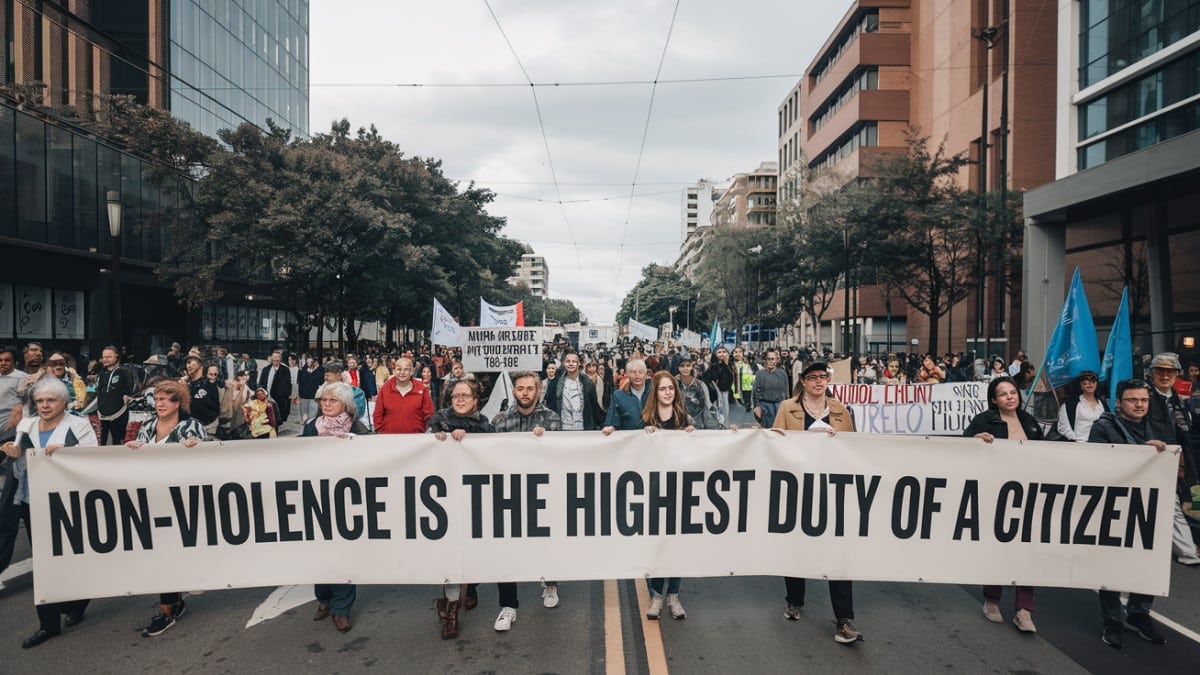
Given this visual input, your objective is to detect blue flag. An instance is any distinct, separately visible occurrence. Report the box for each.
[709,318,722,350]
[1043,268,1101,389]
[1100,286,1132,409]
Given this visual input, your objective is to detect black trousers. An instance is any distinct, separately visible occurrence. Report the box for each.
[465,583,519,609]
[0,498,31,575]
[37,599,90,632]
[99,411,129,446]
[784,577,854,621]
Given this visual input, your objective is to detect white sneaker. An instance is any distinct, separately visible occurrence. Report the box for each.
[666,593,686,620]
[494,606,517,631]
[1177,554,1200,566]
[542,585,559,608]
[646,595,663,620]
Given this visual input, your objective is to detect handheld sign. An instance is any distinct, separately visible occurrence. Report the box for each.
[460,327,541,372]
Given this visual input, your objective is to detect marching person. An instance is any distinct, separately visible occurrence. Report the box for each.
[676,353,724,430]
[127,379,209,637]
[602,359,649,434]
[752,347,789,428]
[964,376,1045,633]
[95,345,139,445]
[184,354,220,437]
[1089,378,1172,648]
[1056,371,1106,442]
[641,371,695,620]
[374,357,434,434]
[296,355,325,426]
[1144,352,1200,566]
[546,350,600,430]
[302,381,370,633]
[1,378,98,648]
[731,346,754,413]
[258,351,292,425]
[705,347,735,423]
[428,379,495,639]
[490,371,564,628]
[772,361,861,644]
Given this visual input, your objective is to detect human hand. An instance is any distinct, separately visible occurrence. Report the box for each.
[44,443,64,456]
[181,437,200,448]
[602,426,615,436]
[532,426,545,437]
[451,429,466,442]
[434,431,447,441]
[975,432,994,444]
[126,440,145,449]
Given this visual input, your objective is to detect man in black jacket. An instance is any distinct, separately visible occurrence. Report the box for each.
[1088,378,1173,649]
[259,351,292,424]
[184,354,220,434]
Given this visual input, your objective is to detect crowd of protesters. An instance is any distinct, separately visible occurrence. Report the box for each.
[1,335,1198,651]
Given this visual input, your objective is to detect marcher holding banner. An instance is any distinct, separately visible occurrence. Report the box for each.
[126,379,209,637]
[641,371,696,620]
[1144,353,1200,567]
[963,376,1045,634]
[302,381,370,633]
[602,360,649,433]
[490,371,563,629]
[1089,379,1172,648]
[2,378,96,649]
[771,362,862,645]
[428,379,495,640]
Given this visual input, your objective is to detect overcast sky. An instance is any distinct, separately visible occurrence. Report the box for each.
[310,1,849,324]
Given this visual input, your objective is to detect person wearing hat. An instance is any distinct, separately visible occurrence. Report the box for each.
[183,354,220,436]
[676,352,724,430]
[1056,370,1106,442]
[1145,352,1200,566]
[771,361,861,644]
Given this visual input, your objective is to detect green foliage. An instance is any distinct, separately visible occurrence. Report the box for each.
[616,264,704,331]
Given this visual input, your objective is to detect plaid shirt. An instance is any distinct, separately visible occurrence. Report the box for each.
[491,404,562,433]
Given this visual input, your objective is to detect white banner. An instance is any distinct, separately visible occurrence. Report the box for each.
[676,329,702,349]
[828,382,988,436]
[459,326,541,372]
[432,298,461,347]
[627,318,658,342]
[28,431,1177,604]
[480,297,523,327]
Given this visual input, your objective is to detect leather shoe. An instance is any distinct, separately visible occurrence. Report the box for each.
[312,603,330,621]
[463,595,478,611]
[332,614,352,633]
[439,599,460,640]
[22,629,61,649]
[64,610,86,628]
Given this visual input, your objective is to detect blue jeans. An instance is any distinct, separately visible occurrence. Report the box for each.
[649,577,681,595]
[315,583,357,617]
[759,400,780,428]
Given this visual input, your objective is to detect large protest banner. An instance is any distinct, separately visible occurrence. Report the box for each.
[828,382,989,435]
[28,430,1176,604]
[460,326,541,372]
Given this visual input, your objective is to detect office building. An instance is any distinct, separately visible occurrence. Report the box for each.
[510,253,550,298]
[1023,0,1200,363]
[0,0,310,355]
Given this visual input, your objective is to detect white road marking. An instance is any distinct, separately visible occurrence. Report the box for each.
[1150,609,1200,645]
[245,584,315,628]
[0,557,33,587]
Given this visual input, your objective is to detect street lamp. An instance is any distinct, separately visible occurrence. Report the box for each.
[841,221,851,357]
[747,245,764,349]
[106,190,123,350]
[668,305,677,338]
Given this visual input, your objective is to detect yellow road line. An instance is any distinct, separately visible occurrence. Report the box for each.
[633,578,670,675]
[604,579,626,675]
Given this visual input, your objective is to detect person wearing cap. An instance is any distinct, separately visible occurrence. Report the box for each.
[1144,352,1200,566]
[184,354,220,435]
[771,361,861,645]
[676,353,723,430]
[1057,371,1106,442]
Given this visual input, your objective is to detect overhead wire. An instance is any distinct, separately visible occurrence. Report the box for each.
[615,0,682,287]
[484,0,584,273]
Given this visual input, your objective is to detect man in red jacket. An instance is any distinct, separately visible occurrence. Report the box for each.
[373,357,433,433]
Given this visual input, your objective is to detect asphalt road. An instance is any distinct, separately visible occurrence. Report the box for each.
[1,404,1198,673]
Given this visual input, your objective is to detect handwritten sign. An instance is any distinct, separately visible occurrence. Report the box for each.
[827,382,989,436]
[53,290,84,339]
[16,286,51,338]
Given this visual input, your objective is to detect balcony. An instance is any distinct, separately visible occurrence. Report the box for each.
[806,89,909,160]
[805,32,910,117]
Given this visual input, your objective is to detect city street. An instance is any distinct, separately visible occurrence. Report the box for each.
[2,404,1199,673]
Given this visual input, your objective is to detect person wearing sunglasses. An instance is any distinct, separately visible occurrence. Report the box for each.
[1056,370,1106,442]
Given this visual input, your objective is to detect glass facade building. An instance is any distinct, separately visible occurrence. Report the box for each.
[1076,0,1200,168]
[169,0,309,138]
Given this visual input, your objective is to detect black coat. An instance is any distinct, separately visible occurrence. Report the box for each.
[258,364,292,421]
[962,408,1045,440]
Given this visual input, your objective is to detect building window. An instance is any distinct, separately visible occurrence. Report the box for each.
[1079,49,1200,139]
[1079,0,1200,87]
[16,112,47,243]
[1078,99,1200,168]
[812,68,879,133]
[810,123,878,171]
[811,10,880,85]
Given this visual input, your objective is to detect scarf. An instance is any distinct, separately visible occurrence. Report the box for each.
[315,412,354,438]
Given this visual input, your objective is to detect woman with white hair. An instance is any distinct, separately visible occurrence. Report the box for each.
[0,377,97,648]
[301,381,370,633]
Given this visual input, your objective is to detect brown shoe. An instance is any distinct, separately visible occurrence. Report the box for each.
[464,595,478,611]
[313,603,330,621]
[332,614,352,633]
[440,600,460,640]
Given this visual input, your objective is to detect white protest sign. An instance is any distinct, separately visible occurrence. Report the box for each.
[460,326,541,372]
[828,382,988,435]
[432,298,461,347]
[480,297,523,326]
[28,430,1177,603]
[627,318,658,341]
